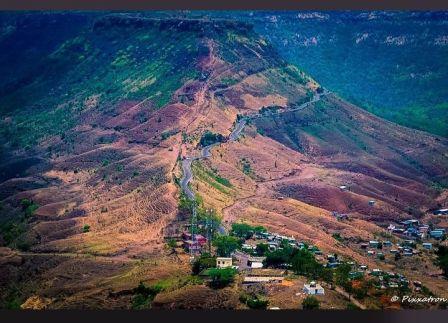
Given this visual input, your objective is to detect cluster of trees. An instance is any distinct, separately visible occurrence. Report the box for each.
[207,267,237,289]
[263,243,332,281]
[302,296,320,310]
[230,223,267,239]
[191,253,216,275]
[436,245,448,278]
[212,236,241,257]
[239,292,269,309]
[199,131,224,147]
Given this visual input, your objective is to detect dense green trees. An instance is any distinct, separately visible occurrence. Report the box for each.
[192,253,216,275]
[207,268,237,289]
[436,246,448,278]
[199,131,224,147]
[212,236,241,257]
[230,223,266,239]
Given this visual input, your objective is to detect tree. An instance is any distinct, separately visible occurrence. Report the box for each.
[212,236,241,257]
[166,238,177,251]
[207,268,237,289]
[335,262,352,292]
[192,253,216,275]
[231,223,254,239]
[302,296,320,310]
[291,249,323,278]
[255,243,269,256]
[436,245,448,278]
[265,247,293,268]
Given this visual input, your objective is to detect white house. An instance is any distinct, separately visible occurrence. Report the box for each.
[303,281,325,295]
[247,256,265,269]
[216,257,233,269]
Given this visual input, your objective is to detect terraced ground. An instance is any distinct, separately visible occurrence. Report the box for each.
[0,13,448,309]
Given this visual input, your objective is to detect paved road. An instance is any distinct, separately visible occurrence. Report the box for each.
[179,90,329,235]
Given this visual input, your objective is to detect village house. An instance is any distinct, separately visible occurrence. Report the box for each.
[430,229,445,239]
[422,242,433,250]
[383,241,392,247]
[248,256,265,269]
[369,240,380,248]
[216,257,233,269]
[267,241,279,251]
[303,281,325,295]
[402,219,419,228]
[433,208,448,215]
[360,243,369,249]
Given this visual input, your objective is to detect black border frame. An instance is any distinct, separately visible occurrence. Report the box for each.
[0,0,447,10]
[0,1,447,322]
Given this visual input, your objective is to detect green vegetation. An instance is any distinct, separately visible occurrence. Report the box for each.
[82,224,91,233]
[199,130,224,147]
[131,281,165,309]
[302,296,320,310]
[192,162,232,195]
[332,233,343,243]
[192,253,216,275]
[212,235,241,257]
[248,11,448,136]
[240,292,269,309]
[230,222,266,239]
[0,198,39,250]
[166,238,177,250]
[207,267,237,289]
[255,243,269,256]
[239,158,256,178]
[0,13,204,147]
[436,245,448,278]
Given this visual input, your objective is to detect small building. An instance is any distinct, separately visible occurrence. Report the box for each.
[183,240,202,253]
[430,230,445,239]
[216,257,233,269]
[383,241,392,247]
[369,240,380,248]
[370,269,382,276]
[433,209,448,215]
[303,281,325,295]
[368,200,376,206]
[243,269,285,284]
[248,256,265,269]
[422,242,433,250]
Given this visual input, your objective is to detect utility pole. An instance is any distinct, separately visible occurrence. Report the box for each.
[190,201,198,258]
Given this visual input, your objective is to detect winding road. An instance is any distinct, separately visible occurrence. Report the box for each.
[179,89,329,235]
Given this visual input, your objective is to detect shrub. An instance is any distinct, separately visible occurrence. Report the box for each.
[82,224,90,233]
[207,268,237,289]
[302,296,320,310]
[240,293,269,309]
[131,282,164,309]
